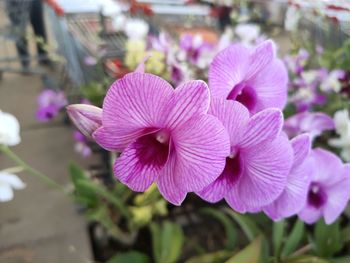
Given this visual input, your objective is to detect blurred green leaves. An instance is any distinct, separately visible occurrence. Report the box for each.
[150,221,184,263]
[107,251,150,263]
[226,236,262,263]
[281,220,305,259]
[313,219,343,258]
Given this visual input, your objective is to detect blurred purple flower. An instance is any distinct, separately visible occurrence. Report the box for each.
[209,40,288,114]
[36,90,67,122]
[197,99,293,212]
[84,56,97,66]
[178,34,212,66]
[92,72,230,205]
[263,134,312,220]
[73,131,92,158]
[290,69,328,112]
[298,149,350,224]
[149,32,171,53]
[284,112,334,141]
[284,49,309,75]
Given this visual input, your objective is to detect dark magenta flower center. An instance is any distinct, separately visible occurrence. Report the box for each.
[227,82,257,112]
[307,182,327,209]
[136,129,170,168]
[222,150,243,185]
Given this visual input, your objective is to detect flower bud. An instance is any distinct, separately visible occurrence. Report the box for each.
[66,104,102,138]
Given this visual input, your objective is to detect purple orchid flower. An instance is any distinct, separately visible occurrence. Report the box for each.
[92,72,230,205]
[263,134,312,220]
[298,148,350,224]
[208,40,288,114]
[196,99,293,212]
[36,90,68,122]
[284,112,334,141]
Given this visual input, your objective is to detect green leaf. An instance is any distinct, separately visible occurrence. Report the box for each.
[185,250,235,263]
[314,219,343,258]
[150,223,161,263]
[87,206,137,245]
[284,255,329,263]
[225,208,260,241]
[150,221,184,263]
[340,225,350,243]
[69,163,98,206]
[77,180,130,218]
[331,256,350,263]
[281,220,304,258]
[69,162,86,186]
[226,236,262,263]
[200,208,237,250]
[107,251,150,263]
[273,220,285,257]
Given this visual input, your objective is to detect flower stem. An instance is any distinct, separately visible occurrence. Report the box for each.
[0,145,66,193]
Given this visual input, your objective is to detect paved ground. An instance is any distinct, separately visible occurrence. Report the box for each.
[0,64,93,263]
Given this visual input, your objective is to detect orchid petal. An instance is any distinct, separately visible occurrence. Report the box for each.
[98,73,173,150]
[113,131,169,192]
[245,40,276,80]
[93,126,157,152]
[157,152,187,205]
[247,59,288,112]
[208,44,250,98]
[264,158,313,220]
[310,149,344,185]
[208,99,250,146]
[291,134,311,168]
[226,135,293,212]
[323,165,350,224]
[172,114,230,192]
[239,108,283,148]
[298,205,323,224]
[165,80,210,129]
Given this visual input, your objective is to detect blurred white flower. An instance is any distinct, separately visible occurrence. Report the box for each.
[124,19,149,40]
[0,171,26,202]
[112,14,126,31]
[320,70,345,93]
[334,109,350,137]
[285,6,300,31]
[0,111,21,146]
[329,109,350,161]
[235,23,260,46]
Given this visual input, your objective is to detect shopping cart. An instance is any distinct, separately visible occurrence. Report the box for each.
[0,0,49,78]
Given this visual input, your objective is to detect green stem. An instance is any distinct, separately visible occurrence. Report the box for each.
[0,145,66,193]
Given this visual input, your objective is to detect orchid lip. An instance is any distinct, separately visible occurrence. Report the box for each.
[307,182,327,209]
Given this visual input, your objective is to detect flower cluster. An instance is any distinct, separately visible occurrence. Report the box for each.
[285,49,345,112]
[68,40,350,224]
